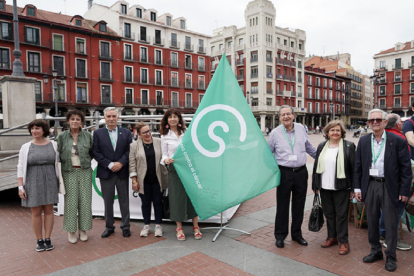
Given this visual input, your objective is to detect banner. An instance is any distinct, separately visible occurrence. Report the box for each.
[173,54,280,220]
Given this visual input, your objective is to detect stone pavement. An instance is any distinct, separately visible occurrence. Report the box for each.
[1,130,413,276]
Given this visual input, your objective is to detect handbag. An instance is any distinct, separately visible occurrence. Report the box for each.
[308,193,324,232]
[162,189,170,219]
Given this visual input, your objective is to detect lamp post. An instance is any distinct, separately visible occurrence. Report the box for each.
[370,69,381,109]
[11,0,24,77]
[43,70,65,134]
[330,102,334,121]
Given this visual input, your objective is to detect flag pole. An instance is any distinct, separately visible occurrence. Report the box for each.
[202,212,251,242]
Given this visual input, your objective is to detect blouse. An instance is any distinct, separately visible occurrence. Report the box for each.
[321,147,339,190]
[160,130,184,165]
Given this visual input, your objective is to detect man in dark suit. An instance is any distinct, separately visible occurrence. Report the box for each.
[92,107,132,238]
[354,109,412,272]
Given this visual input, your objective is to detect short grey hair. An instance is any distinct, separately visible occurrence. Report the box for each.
[279,105,294,115]
[367,108,387,120]
[385,113,400,129]
[103,107,119,117]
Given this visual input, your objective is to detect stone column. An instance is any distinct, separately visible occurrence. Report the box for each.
[44,108,51,116]
[302,116,305,125]
[260,114,266,133]
[326,115,329,124]
[403,109,408,117]
[132,108,141,115]
[148,108,157,115]
[87,107,97,127]
[318,116,322,127]
[311,116,315,129]
[271,115,276,129]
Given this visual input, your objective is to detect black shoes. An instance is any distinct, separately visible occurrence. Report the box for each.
[122,229,131,237]
[36,239,46,252]
[292,237,308,246]
[101,229,115,238]
[385,256,397,272]
[363,253,384,263]
[44,238,54,251]
[275,239,284,248]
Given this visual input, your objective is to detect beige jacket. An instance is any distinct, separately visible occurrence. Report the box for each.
[129,137,168,194]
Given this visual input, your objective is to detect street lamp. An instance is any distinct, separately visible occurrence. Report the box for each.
[43,71,66,134]
[370,69,382,109]
[330,102,334,121]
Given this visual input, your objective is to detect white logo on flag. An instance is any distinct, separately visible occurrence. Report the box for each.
[191,104,246,158]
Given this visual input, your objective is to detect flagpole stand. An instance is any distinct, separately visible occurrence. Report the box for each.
[202,212,251,242]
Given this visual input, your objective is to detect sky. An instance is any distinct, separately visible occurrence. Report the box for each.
[14,0,414,76]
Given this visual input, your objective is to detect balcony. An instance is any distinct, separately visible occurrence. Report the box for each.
[236,59,244,66]
[52,42,67,52]
[284,75,290,81]
[75,46,88,55]
[139,55,152,64]
[392,63,403,70]
[198,82,205,90]
[392,90,402,95]
[315,82,321,87]
[151,78,166,86]
[266,57,272,62]
[99,51,113,61]
[185,81,194,89]
[251,73,258,78]
[139,77,151,85]
[379,78,387,84]
[277,89,284,96]
[197,46,206,54]
[277,74,284,80]
[291,76,296,82]
[392,76,402,82]
[24,66,48,75]
[169,40,180,49]
[198,64,205,72]
[379,104,386,109]
[154,58,165,66]
[122,31,135,40]
[122,96,134,106]
[170,59,181,68]
[251,56,258,63]
[169,79,181,88]
[122,75,137,84]
[184,62,194,70]
[266,89,273,94]
[74,69,89,79]
[291,61,296,67]
[138,34,150,44]
[277,58,284,65]
[284,59,290,66]
[237,75,244,81]
[99,73,114,82]
[291,91,296,97]
[394,103,402,108]
[20,35,50,48]
[411,74,414,81]
[153,37,164,46]
[298,78,302,83]
[100,96,114,106]
[298,92,303,97]
[408,62,414,68]
[76,95,88,104]
[123,53,136,62]
[184,43,194,52]
[298,61,302,68]
[251,88,259,94]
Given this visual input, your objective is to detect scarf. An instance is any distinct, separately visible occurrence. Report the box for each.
[316,138,346,179]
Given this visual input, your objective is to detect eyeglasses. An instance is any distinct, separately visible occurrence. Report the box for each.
[367,118,383,123]
[280,113,293,117]
[141,130,151,135]
[73,145,79,155]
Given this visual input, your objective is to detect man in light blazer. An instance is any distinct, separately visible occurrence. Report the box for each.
[354,109,412,272]
[92,107,132,238]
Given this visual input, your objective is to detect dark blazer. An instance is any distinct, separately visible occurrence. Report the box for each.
[92,126,132,179]
[312,139,356,191]
[354,132,412,208]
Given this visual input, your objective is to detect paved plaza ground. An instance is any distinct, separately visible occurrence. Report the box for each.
[1,130,413,276]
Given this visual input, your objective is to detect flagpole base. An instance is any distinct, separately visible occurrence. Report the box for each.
[202,225,251,242]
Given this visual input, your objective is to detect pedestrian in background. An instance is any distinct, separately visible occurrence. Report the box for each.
[160,108,202,241]
[129,122,168,237]
[17,119,59,252]
[56,110,94,244]
[312,120,355,255]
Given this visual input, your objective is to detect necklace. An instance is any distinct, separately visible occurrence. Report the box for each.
[142,140,152,149]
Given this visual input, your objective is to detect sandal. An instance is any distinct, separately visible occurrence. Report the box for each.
[193,227,202,240]
[175,228,186,241]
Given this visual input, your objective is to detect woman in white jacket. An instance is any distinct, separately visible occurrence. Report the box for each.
[17,120,59,252]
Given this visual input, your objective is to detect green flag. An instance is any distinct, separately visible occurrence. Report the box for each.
[173,54,280,220]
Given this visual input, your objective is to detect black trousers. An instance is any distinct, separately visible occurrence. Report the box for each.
[274,166,308,240]
[320,189,350,243]
[139,180,163,225]
[365,180,398,260]
[100,175,130,230]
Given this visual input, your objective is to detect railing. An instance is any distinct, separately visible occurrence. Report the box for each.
[298,62,302,68]
[75,46,88,55]
[24,66,48,74]
[123,53,137,62]
[138,34,150,43]
[251,88,259,94]
[276,74,284,80]
[184,43,194,52]
[153,37,164,46]
[284,75,290,80]
[392,77,402,82]
[266,57,272,62]
[170,60,181,68]
[392,63,403,70]
[122,96,134,105]
[277,58,284,64]
[284,59,290,66]
[291,76,296,82]
[266,89,273,94]
[139,55,152,63]
[99,51,113,60]
[267,73,273,78]
[185,81,194,89]
[150,78,166,86]
[20,35,50,48]
[198,82,205,90]
[169,40,180,48]
[197,46,206,54]
[184,62,194,70]
[154,58,165,66]
[236,59,244,66]
[122,31,135,40]
[100,96,114,106]
[75,69,89,79]
[139,77,151,85]
[52,42,67,52]
[76,96,88,104]
[251,56,258,63]
[277,89,284,96]
[408,62,414,68]
[99,73,114,82]
[251,73,258,78]
[298,92,303,97]
[237,75,244,80]
[198,65,205,71]
[298,78,302,83]
[291,61,296,67]
[169,79,180,87]
[48,66,67,76]
[122,75,137,83]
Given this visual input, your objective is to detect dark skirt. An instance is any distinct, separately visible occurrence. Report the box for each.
[168,164,198,222]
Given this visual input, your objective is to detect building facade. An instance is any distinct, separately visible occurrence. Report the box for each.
[210,0,307,131]
[373,40,414,117]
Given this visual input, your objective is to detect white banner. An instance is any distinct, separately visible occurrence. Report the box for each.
[57,160,239,223]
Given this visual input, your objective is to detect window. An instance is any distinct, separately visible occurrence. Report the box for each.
[0,48,10,69]
[180,20,185,29]
[307,102,312,113]
[155,49,162,65]
[251,67,258,78]
[171,52,178,67]
[171,33,177,47]
[121,4,127,14]
[53,56,64,76]
[25,27,39,45]
[171,72,178,87]
[185,36,191,50]
[124,44,132,60]
[75,19,82,27]
[199,94,204,103]
[27,7,35,16]
[55,81,65,102]
[101,85,111,103]
[284,39,287,46]
[100,62,110,79]
[211,46,215,53]
[185,55,192,69]
[380,60,386,69]
[198,75,205,89]
[155,70,162,85]
[228,41,233,48]
[379,86,385,96]
[53,34,63,51]
[198,57,205,71]
[34,81,42,101]
[394,98,401,107]
[166,16,171,26]
[185,74,192,88]
[239,38,243,45]
[395,84,401,94]
[28,52,40,72]
[125,66,132,82]
[411,83,414,93]
[266,98,272,106]
[219,44,223,51]
[76,59,86,78]
[199,39,204,52]
[172,92,178,107]
[140,26,147,41]
[124,23,131,38]
[125,88,133,104]
[76,38,85,54]
[395,58,401,69]
[0,2,4,10]
[99,23,106,32]
[156,91,163,105]
[77,83,87,103]
[140,68,148,83]
[136,8,142,18]
[100,41,110,57]
[299,43,302,50]
[291,41,294,48]
[141,90,149,105]
[140,47,147,62]
[1,22,12,40]
[251,98,258,106]
[379,99,386,108]
[186,93,192,107]
[150,12,156,21]
[154,30,161,45]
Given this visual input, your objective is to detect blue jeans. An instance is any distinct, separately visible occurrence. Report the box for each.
[379,201,405,237]
[139,181,163,225]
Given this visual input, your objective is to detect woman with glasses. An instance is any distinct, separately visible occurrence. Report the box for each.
[56,110,93,244]
[312,120,355,255]
[129,122,167,237]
